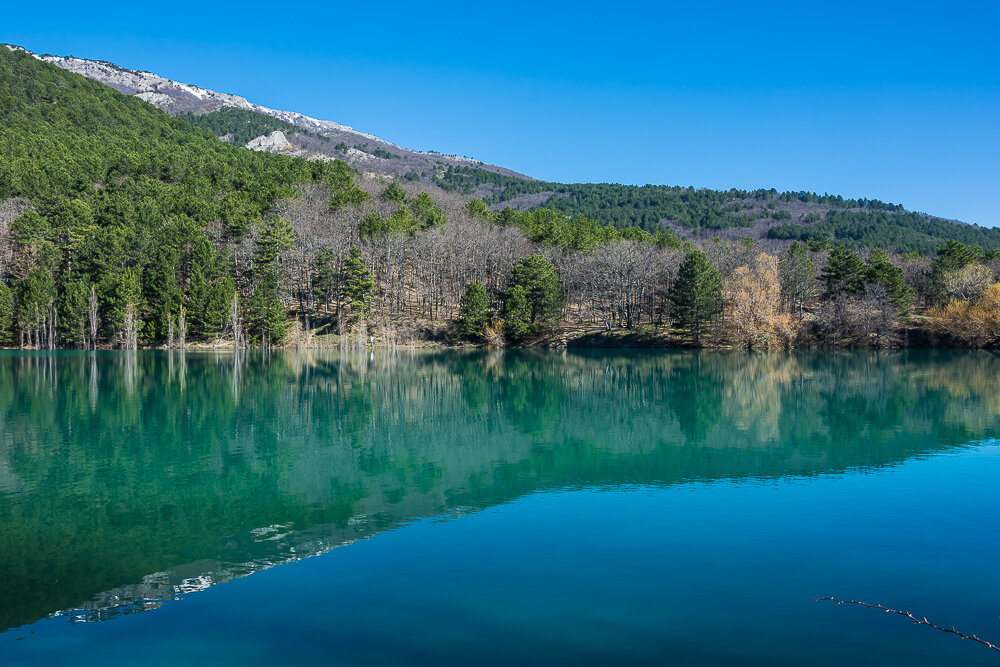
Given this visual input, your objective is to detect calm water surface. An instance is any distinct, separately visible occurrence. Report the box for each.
[0,349,998,665]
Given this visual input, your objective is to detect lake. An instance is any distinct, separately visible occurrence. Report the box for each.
[0,349,998,665]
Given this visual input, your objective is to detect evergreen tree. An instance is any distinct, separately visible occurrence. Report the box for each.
[245,284,290,347]
[807,236,833,252]
[821,246,865,299]
[16,268,57,343]
[98,266,143,341]
[508,254,564,331]
[145,240,182,338]
[58,277,91,348]
[931,239,984,304]
[380,181,407,203]
[255,215,296,270]
[410,192,446,229]
[341,247,376,316]
[668,249,722,342]
[203,277,236,336]
[864,248,913,312]
[0,282,14,346]
[932,239,981,275]
[502,285,532,342]
[186,236,216,332]
[457,282,490,340]
[466,197,493,220]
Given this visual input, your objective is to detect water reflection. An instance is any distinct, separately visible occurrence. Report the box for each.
[1,349,998,632]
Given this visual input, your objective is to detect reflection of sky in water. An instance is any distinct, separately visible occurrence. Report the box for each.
[1,350,999,665]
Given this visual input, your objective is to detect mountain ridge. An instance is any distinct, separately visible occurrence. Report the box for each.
[3,44,529,183]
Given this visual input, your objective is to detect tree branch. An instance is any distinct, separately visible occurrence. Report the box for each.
[814,597,1000,653]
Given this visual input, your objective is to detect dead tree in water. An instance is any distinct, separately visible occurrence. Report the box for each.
[814,597,1000,654]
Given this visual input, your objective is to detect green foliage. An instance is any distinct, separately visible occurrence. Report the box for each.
[11,210,51,245]
[457,282,490,341]
[410,192,445,229]
[931,239,981,275]
[329,185,370,211]
[437,167,925,236]
[98,266,142,334]
[58,277,91,347]
[929,239,988,304]
[381,181,407,203]
[352,143,399,159]
[341,247,376,316]
[768,212,1000,256]
[668,249,722,341]
[176,107,325,146]
[502,284,531,342]
[16,268,56,333]
[821,246,865,299]
[807,235,834,252]
[186,237,235,335]
[255,216,296,270]
[359,192,446,239]
[245,284,289,346]
[0,47,363,345]
[204,277,236,336]
[492,207,677,252]
[466,197,492,220]
[0,282,14,345]
[504,254,564,337]
[864,248,913,313]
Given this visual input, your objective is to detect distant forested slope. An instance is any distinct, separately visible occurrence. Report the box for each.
[435,165,1000,254]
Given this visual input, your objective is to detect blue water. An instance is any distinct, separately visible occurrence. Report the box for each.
[1,350,998,665]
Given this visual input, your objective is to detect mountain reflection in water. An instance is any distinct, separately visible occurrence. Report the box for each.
[1,349,998,633]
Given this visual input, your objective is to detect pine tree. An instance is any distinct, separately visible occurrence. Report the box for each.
[508,254,564,331]
[58,277,90,348]
[457,282,490,340]
[245,284,289,347]
[502,285,531,342]
[16,268,57,346]
[204,277,236,336]
[864,248,913,313]
[931,239,985,304]
[255,215,296,270]
[380,181,407,203]
[341,247,376,316]
[0,282,14,346]
[668,249,722,342]
[186,236,216,332]
[821,246,865,299]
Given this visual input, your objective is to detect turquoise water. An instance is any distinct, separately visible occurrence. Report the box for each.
[0,349,998,665]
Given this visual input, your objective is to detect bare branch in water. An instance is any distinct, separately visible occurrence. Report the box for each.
[814,597,1000,654]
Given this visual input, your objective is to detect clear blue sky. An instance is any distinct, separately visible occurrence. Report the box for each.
[5,1,999,225]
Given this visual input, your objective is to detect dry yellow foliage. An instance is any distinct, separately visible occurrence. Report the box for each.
[720,253,799,349]
[927,282,1000,347]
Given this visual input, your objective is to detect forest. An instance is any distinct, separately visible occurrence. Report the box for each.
[434,165,1000,255]
[1,47,999,351]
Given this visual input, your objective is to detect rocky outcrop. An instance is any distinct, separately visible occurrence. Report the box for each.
[245,131,293,153]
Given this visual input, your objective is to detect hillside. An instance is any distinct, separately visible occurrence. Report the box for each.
[2,44,999,352]
[25,48,530,184]
[13,45,1000,256]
